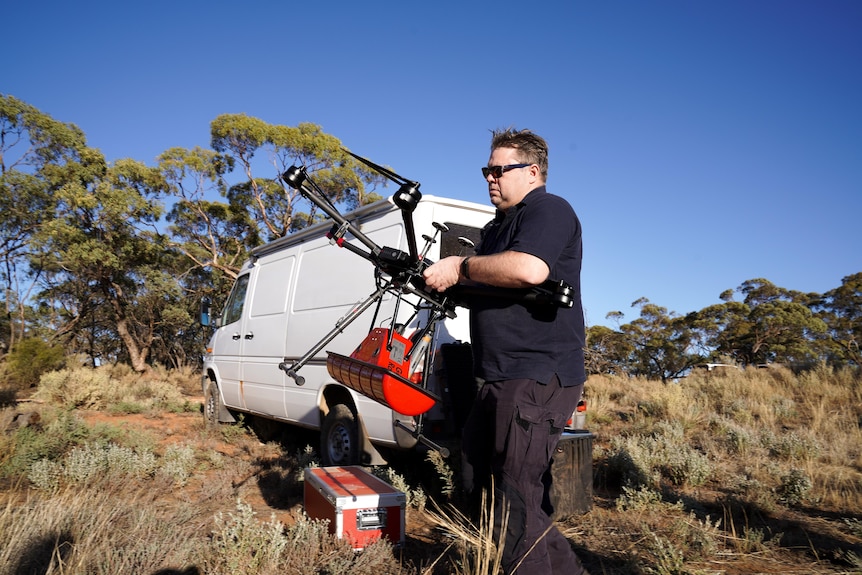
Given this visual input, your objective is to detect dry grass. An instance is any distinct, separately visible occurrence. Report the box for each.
[1,364,861,574]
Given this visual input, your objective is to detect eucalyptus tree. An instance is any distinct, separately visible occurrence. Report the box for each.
[162,115,386,325]
[209,114,384,244]
[159,145,250,282]
[32,151,187,372]
[0,94,85,351]
[690,278,826,367]
[619,298,702,383]
[815,272,861,367]
[585,323,634,376]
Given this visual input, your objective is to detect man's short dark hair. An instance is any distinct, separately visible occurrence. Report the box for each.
[490,128,549,181]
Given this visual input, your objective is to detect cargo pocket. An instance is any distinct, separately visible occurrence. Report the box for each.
[508,404,555,481]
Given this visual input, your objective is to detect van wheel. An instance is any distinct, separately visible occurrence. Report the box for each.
[321,404,359,466]
[204,381,221,428]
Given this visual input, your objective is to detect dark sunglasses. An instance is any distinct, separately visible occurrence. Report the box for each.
[481,163,532,179]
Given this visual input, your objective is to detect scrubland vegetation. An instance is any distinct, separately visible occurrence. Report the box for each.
[1,363,860,575]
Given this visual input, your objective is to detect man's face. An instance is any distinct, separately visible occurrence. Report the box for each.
[485,147,536,211]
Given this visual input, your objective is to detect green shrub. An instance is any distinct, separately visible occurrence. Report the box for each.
[158,443,197,485]
[5,337,65,389]
[372,466,427,511]
[0,410,93,479]
[607,422,714,490]
[615,485,666,511]
[207,500,287,572]
[760,429,820,461]
[33,368,112,409]
[33,366,187,411]
[777,467,812,505]
[28,442,159,490]
[642,530,685,575]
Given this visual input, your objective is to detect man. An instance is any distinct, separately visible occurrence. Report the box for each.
[422,128,587,575]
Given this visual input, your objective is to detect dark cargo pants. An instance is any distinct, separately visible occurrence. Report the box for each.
[461,376,586,575]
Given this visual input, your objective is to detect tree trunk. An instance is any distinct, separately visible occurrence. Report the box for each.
[105,280,151,373]
[114,314,150,373]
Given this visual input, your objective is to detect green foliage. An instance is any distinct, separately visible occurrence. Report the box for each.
[4,337,65,388]
[28,442,158,490]
[642,531,686,575]
[690,279,829,368]
[615,485,667,511]
[372,465,427,511]
[426,448,457,497]
[158,443,197,486]
[4,96,862,376]
[204,499,402,575]
[607,421,714,489]
[586,324,633,376]
[207,500,289,573]
[777,467,813,505]
[33,365,187,411]
[0,409,94,479]
[759,429,820,461]
[205,113,385,247]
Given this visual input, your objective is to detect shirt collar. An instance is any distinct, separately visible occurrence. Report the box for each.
[495,185,547,220]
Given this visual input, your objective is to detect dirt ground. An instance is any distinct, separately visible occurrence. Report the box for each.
[76,398,446,562]
[79,398,320,525]
[64,397,862,575]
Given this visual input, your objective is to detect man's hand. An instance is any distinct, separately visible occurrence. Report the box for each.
[422,256,463,292]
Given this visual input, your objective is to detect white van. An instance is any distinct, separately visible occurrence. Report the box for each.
[201,194,494,465]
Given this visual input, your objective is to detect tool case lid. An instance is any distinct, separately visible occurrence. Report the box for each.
[305,466,404,501]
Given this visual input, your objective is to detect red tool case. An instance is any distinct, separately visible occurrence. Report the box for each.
[303,465,406,550]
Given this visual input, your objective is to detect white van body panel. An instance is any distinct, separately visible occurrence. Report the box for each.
[203,195,493,454]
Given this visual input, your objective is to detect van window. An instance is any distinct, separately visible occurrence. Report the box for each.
[440,222,483,257]
[250,256,294,317]
[222,273,250,326]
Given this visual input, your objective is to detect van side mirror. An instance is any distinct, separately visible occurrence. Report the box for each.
[200,297,212,327]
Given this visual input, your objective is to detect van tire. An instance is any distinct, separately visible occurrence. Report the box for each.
[204,381,222,428]
[321,403,360,466]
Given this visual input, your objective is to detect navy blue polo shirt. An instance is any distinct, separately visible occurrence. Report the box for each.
[469,186,586,387]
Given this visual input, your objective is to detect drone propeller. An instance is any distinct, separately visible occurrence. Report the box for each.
[344,148,415,187]
[344,149,422,213]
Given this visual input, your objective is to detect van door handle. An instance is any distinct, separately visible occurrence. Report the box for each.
[232,333,241,340]
[244,332,254,340]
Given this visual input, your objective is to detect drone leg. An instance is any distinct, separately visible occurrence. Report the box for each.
[279,284,389,384]
[394,420,450,458]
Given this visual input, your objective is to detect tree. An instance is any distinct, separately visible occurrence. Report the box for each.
[688,300,751,365]
[32,152,180,372]
[159,116,389,331]
[816,272,861,367]
[159,146,251,281]
[620,298,702,383]
[585,324,633,376]
[689,279,826,367]
[210,114,384,244]
[0,94,85,352]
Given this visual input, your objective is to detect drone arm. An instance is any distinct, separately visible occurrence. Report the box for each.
[282,166,382,256]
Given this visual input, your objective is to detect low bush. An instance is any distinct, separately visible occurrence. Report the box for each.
[4,337,65,389]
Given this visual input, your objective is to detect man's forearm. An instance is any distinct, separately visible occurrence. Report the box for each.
[462,251,549,288]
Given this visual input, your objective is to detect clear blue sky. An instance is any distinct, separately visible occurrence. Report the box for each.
[5,0,860,327]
